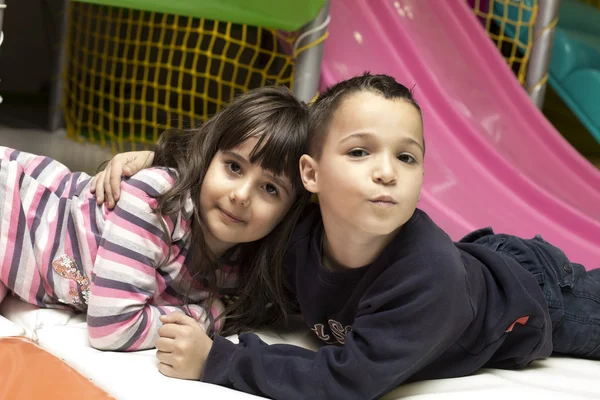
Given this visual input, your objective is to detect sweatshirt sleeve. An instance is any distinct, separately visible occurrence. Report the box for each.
[201,252,473,399]
[86,169,216,351]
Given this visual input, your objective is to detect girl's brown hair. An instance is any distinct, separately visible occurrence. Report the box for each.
[152,86,310,335]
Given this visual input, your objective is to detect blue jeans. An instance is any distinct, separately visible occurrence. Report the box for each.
[462,228,600,359]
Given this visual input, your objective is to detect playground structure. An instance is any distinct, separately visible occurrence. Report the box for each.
[61,0,600,147]
[470,0,600,144]
[469,0,538,87]
[62,0,328,151]
[549,0,600,144]
[58,0,600,266]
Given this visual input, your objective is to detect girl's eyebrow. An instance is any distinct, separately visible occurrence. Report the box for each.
[222,150,291,197]
[223,150,248,164]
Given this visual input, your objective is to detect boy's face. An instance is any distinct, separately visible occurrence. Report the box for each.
[301,91,424,237]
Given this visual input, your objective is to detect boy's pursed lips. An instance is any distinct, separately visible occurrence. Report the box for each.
[369,195,397,205]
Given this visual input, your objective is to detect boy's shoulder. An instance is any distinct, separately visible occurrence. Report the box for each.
[391,209,457,255]
[382,209,465,279]
[360,210,472,319]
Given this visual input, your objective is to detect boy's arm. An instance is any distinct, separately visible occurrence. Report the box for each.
[86,169,217,351]
[201,260,471,400]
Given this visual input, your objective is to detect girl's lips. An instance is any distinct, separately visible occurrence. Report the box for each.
[219,208,245,223]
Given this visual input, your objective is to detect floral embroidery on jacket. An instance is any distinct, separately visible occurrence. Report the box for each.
[52,254,90,305]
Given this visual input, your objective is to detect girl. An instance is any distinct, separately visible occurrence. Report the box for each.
[0,86,311,351]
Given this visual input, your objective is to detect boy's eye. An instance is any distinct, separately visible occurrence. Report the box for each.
[264,183,279,196]
[348,149,369,157]
[398,154,417,164]
[226,161,242,174]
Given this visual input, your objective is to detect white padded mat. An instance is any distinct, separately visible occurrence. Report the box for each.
[2,296,599,400]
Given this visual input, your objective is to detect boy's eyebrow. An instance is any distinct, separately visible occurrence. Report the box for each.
[222,150,291,196]
[401,137,425,153]
[339,132,424,153]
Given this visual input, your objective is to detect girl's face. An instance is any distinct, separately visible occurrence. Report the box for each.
[199,137,296,256]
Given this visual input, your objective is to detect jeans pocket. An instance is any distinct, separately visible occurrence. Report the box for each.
[553,310,600,358]
[530,235,575,289]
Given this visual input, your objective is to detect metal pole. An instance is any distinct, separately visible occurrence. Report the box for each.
[0,1,5,39]
[0,0,6,104]
[292,0,330,103]
[526,0,560,109]
[48,0,71,131]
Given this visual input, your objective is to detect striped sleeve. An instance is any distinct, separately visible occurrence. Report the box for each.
[86,169,212,351]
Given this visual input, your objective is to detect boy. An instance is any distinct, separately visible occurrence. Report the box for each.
[95,74,600,400]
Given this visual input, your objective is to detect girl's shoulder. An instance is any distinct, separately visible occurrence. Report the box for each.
[120,166,190,216]
[121,167,193,239]
[126,167,179,197]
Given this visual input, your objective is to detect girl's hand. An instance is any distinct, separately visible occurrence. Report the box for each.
[90,151,154,208]
[156,313,213,380]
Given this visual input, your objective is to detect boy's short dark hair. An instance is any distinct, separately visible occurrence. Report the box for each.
[308,72,423,159]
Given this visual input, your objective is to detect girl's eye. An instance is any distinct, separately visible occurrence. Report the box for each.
[348,149,369,158]
[264,183,279,196]
[226,161,242,174]
[398,154,417,164]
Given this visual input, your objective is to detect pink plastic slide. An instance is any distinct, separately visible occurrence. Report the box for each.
[319,0,600,268]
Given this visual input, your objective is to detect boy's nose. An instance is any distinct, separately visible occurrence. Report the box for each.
[372,157,397,185]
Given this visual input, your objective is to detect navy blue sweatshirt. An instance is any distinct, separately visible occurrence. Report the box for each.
[202,205,552,399]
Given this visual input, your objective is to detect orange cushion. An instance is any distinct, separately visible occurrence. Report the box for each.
[0,337,113,399]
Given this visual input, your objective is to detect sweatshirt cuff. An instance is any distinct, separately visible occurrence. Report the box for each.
[201,334,238,385]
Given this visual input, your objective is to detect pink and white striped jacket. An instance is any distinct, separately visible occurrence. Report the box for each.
[0,147,237,351]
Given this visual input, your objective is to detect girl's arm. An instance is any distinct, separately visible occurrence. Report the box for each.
[86,168,219,351]
[91,151,154,209]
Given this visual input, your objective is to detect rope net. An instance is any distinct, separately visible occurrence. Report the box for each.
[469,0,538,85]
[62,2,320,151]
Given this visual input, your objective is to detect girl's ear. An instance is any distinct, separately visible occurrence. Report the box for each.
[299,154,319,194]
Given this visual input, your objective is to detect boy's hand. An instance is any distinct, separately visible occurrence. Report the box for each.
[90,151,154,208]
[156,313,213,380]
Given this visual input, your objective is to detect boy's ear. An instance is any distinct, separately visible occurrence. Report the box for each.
[299,154,319,194]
